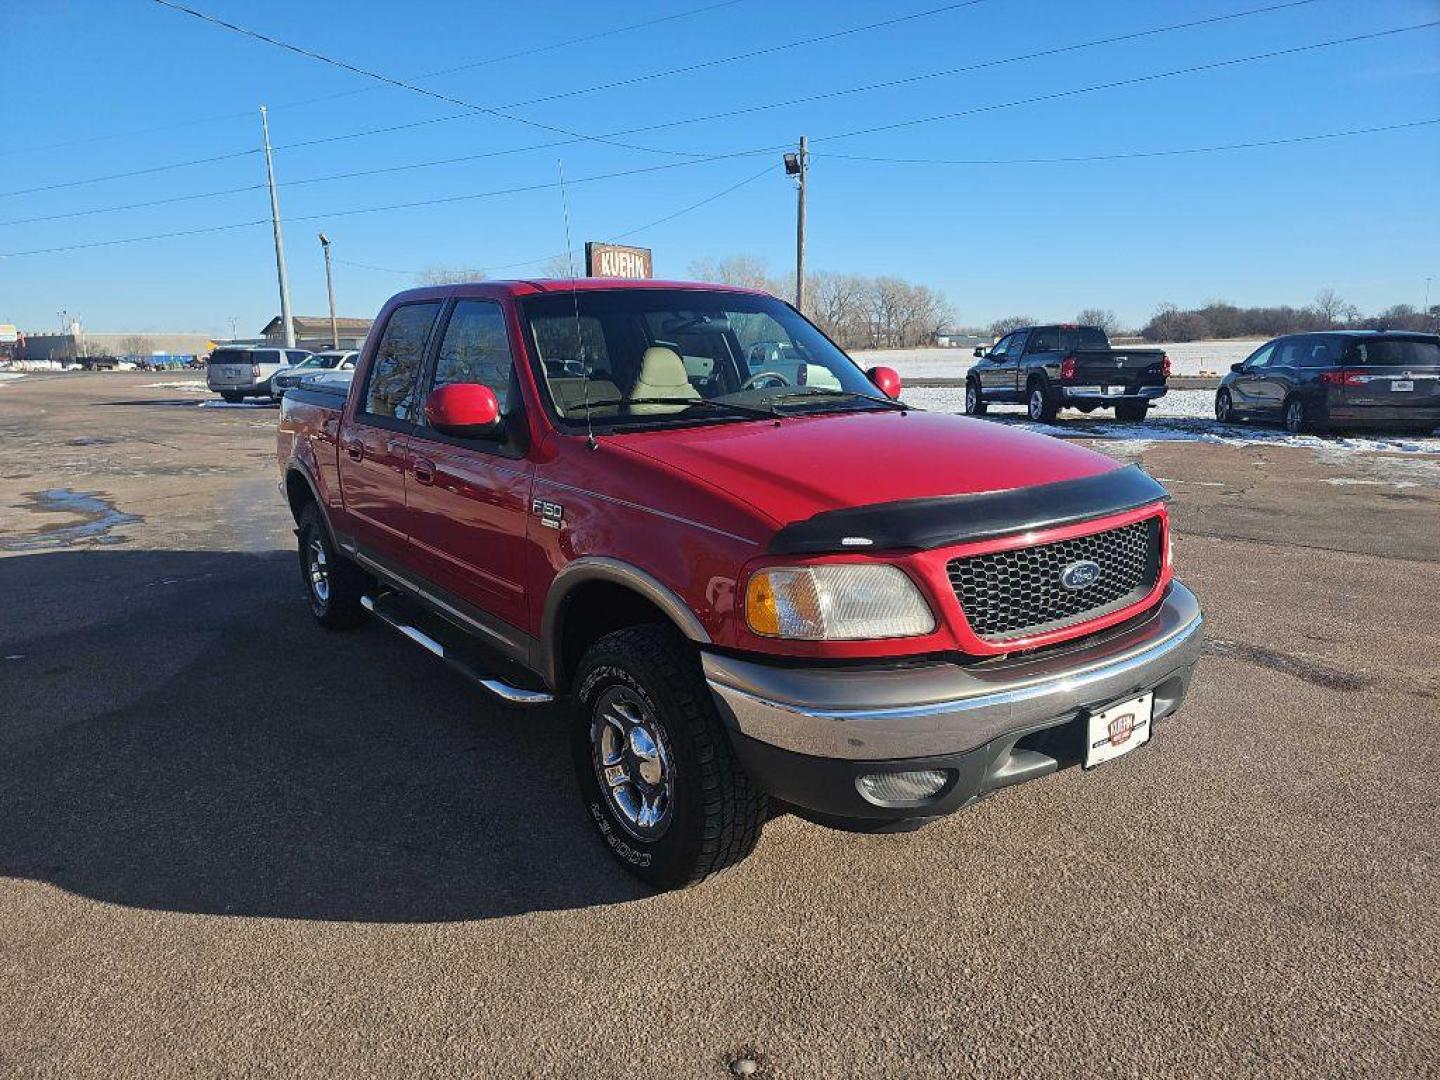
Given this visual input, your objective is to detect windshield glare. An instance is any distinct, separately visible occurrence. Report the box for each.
[521,289,879,425]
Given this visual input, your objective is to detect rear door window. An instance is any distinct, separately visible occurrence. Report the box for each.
[1062,327,1110,350]
[361,302,442,422]
[1350,338,1440,366]
[1028,327,1060,353]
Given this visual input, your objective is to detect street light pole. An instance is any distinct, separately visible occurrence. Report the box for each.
[260,105,295,349]
[319,234,339,349]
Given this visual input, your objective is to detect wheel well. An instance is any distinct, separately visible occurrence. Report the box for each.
[285,470,317,525]
[556,581,675,688]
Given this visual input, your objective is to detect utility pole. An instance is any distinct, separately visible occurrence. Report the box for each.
[260,106,295,349]
[319,234,339,349]
[795,135,808,313]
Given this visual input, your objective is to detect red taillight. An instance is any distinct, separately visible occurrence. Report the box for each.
[1320,369,1365,387]
[1059,356,1076,380]
[1161,354,1171,377]
[251,364,261,378]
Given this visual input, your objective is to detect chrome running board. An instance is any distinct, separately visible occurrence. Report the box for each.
[361,594,554,705]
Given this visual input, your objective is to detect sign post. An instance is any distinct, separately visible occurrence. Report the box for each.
[584,243,653,280]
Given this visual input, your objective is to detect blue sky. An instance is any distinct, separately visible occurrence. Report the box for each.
[3,0,1437,336]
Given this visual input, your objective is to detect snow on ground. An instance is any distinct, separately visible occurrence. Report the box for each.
[198,399,275,409]
[0,373,26,385]
[902,386,1440,464]
[145,381,210,393]
[854,340,1262,381]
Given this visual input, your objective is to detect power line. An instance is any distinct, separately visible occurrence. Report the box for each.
[0,147,260,200]
[0,183,265,227]
[0,0,1336,203]
[809,20,1440,145]
[813,117,1440,166]
[151,0,726,160]
[0,155,774,259]
[335,161,780,279]
[0,0,749,159]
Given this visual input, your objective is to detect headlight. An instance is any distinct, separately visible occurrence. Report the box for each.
[744,564,935,640]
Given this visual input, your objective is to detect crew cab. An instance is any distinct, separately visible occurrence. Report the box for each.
[966,325,1169,422]
[278,281,1203,889]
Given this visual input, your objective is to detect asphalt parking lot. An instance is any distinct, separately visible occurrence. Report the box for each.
[2,373,1437,1078]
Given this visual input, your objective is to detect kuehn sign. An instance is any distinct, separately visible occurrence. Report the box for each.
[585,242,652,280]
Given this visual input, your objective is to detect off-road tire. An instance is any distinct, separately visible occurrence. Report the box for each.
[963,378,987,416]
[1115,400,1149,423]
[573,624,767,889]
[1027,378,1058,423]
[297,503,367,629]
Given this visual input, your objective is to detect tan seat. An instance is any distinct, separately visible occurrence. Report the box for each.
[628,347,700,414]
[546,376,621,415]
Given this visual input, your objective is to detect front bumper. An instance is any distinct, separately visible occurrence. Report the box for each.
[705,581,1202,826]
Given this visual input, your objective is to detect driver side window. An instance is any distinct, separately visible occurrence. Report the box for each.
[989,334,1013,360]
[1246,343,1276,370]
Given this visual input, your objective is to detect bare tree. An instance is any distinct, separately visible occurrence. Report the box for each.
[1312,289,1348,328]
[687,255,784,295]
[538,255,574,279]
[117,334,153,358]
[415,267,486,285]
[808,271,870,346]
[1075,308,1121,336]
[988,314,1034,338]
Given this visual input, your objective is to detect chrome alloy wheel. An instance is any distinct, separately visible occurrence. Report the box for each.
[591,686,675,840]
[306,537,331,604]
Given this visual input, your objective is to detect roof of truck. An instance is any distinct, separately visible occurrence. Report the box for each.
[384,279,772,305]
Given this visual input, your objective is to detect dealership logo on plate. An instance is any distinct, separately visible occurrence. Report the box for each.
[1059,559,1102,591]
[1107,713,1137,746]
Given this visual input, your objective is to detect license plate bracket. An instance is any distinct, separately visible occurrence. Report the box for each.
[1083,692,1154,769]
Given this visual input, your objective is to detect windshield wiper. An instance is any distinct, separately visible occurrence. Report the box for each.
[768,388,908,411]
[564,396,776,418]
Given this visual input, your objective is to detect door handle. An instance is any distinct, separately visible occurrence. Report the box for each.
[412,458,436,486]
[344,439,364,462]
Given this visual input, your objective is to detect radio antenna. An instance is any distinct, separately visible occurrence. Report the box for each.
[557,158,597,451]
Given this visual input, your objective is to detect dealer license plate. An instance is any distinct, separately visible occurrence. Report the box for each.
[1083,692,1154,769]
[1391,380,1414,392]
[1103,385,1125,395]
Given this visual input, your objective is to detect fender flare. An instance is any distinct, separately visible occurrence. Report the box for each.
[540,557,711,689]
[284,462,336,541]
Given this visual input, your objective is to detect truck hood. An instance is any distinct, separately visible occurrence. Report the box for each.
[606,409,1124,530]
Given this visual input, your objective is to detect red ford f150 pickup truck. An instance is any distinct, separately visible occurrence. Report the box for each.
[278,280,1203,888]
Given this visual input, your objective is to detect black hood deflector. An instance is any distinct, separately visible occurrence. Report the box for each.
[768,463,1168,555]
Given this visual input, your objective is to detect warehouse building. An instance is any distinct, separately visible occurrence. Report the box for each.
[260,316,373,351]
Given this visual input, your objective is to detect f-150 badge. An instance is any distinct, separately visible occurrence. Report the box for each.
[532,498,564,529]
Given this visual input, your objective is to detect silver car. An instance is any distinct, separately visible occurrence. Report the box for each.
[269,350,358,400]
[207,346,311,402]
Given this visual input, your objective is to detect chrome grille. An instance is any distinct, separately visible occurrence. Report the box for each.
[948,518,1160,641]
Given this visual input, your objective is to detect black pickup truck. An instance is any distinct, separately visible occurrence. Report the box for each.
[965,325,1169,422]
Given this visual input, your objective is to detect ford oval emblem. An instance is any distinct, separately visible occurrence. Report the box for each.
[1060,559,1102,591]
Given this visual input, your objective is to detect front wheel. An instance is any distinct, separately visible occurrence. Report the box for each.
[573,625,767,889]
[1215,388,1236,423]
[963,379,987,415]
[1115,400,1149,423]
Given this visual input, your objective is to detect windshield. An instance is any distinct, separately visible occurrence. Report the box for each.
[1348,337,1440,366]
[520,288,881,427]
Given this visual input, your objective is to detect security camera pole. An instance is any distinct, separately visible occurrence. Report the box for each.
[784,136,808,313]
[319,234,339,349]
[260,105,295,349]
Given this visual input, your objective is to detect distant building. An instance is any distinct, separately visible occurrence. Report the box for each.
[21,328,216,362]
[934,331,988,349]
[260,315,373,351]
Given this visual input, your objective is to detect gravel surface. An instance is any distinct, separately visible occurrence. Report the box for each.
[1,373,1437,1078]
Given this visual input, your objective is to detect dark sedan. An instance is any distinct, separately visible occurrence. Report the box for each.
[1215,331,1440,434]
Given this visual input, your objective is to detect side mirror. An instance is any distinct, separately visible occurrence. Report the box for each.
[1230,362,1245,373]
[425,382,502,439]
[867,365,902,400]
[973,346,986,358]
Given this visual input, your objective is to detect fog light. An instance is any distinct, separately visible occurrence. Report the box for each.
[856,769,949,806]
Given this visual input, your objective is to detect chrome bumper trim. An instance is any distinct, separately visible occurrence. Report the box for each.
[705,582,1202,760]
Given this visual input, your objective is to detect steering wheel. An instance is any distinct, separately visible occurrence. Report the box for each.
[742,371,791,391]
